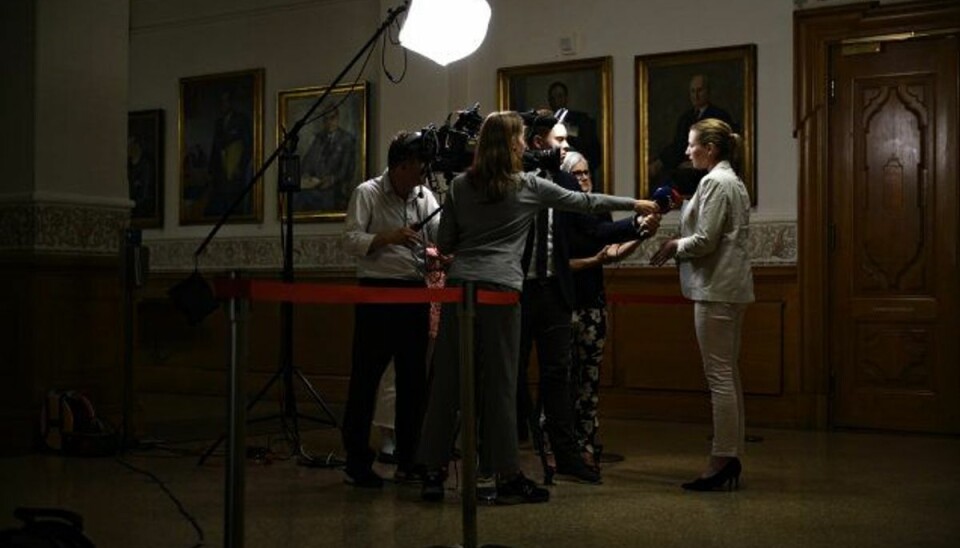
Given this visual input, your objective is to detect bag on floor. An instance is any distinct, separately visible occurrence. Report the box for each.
[0,507,95,547]
[39,390,117,457]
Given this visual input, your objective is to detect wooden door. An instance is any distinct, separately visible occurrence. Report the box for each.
[828,33,960,432]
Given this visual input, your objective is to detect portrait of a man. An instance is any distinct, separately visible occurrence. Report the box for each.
[637,45,756,203]
[295,107,358,214]
[498,57,612,192]
[649,74,738,195]
[278,82,368,221]
[178,69,264,225]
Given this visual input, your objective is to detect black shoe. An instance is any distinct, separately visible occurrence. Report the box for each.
[421,470,446,502]
[495,472,549,505]
[682,458,742,492]
[555,458,602,484]
[344,467,384,488]
[394,465,426,484]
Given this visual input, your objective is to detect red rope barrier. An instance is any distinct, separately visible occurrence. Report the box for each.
[213,279,519,305]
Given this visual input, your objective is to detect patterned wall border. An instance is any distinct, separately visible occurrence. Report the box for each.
[0,202,128,256]
[618,220,797,267]
[146,220,797,273]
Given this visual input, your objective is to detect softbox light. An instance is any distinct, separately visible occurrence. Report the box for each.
[399,0,491,66]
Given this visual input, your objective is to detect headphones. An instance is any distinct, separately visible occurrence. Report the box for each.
[402,130,437,164]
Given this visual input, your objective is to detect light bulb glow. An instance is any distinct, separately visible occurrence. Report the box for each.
[399,0,491,66]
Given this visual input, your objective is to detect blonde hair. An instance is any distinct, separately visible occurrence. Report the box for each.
[691,118,742,171]
[468,111,524,202]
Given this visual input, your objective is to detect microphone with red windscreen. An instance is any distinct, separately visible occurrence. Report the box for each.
[640,185,682,239]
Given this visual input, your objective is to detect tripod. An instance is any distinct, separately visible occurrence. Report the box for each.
[197,137,341,467]
[191,1,415,469]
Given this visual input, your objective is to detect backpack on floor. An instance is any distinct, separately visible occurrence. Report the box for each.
[39,390,117,457]
[0,507,95,547]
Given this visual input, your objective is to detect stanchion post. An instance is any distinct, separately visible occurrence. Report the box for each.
[459,282,478,548]
[224,271,248,548]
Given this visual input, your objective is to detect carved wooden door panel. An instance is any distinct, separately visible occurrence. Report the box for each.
[828,34,959,432]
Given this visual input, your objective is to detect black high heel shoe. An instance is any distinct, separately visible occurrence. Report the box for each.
[682,458,741,491]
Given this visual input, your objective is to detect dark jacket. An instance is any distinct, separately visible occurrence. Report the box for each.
[544,170,640,310]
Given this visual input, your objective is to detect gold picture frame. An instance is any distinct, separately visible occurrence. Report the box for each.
[128,109,164,229]
[636,44,756,204]
[497,57,613,193]
[178,68,264,225]
[276,82,369,222]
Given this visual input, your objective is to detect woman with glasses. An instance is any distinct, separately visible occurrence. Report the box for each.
[559,150,660,470]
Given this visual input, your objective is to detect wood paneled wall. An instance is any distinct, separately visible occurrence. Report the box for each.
[602,266,808,427]
[0,255,125,454]
[135,265,807,429]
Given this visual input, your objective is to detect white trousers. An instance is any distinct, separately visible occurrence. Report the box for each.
[372,360,396,430]
[694,301,747,457]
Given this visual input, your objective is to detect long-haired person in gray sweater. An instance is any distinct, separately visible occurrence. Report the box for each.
[417,111,657,505]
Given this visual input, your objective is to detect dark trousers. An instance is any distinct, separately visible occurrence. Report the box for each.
[341,280,429,474]
[517,277,580,464]
[417,296,521,476]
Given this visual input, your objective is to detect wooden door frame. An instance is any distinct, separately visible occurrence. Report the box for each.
[794,0,960,428]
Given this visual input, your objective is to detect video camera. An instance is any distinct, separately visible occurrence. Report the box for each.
[413,103,484,181]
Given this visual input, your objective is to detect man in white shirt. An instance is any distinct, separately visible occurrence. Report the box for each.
[340,131,440,487]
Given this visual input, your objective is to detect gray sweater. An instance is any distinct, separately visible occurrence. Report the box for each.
[438,172,636,291]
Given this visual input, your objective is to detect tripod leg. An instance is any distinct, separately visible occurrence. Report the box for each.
[531,400,554,485]
[197,435,225,466]
[197,366,284,466]
[295,368,340,428]
[278,356,305,454]
[246,367,284,414]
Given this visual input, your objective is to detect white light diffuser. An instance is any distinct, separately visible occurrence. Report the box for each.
[399,0,491,66]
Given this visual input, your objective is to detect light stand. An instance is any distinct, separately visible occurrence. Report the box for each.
[196,134,342,467]
[120,228,148,452]
[196,3,414,467]
[176,1,492,545]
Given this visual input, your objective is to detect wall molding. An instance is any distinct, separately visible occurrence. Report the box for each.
[145,219,798,272]
[0,201,128,256]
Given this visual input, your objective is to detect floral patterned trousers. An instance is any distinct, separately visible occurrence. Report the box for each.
[570,306,607,452]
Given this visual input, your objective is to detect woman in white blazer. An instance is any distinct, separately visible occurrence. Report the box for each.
[650,118,754,491]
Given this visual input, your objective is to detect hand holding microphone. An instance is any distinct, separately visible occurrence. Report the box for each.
[653,185,682,213]
[638,185,682,239]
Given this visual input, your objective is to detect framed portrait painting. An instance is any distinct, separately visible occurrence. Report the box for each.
[276,82,369,222]
[497,57,612,192]
[636,44,756,204]
[178,68,264,225]
[128,109,164,228]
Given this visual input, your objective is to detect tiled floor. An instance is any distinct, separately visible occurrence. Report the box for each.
[2,398,959,547]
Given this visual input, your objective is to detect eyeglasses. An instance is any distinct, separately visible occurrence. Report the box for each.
[571,169,591,179]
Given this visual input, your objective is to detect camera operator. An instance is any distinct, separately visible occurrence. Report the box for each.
[517,110,656,485]
[340,131,440,488]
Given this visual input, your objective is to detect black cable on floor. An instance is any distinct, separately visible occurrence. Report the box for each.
[115,457,205,548]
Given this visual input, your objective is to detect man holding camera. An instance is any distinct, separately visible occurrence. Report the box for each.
[340,131,440,487]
